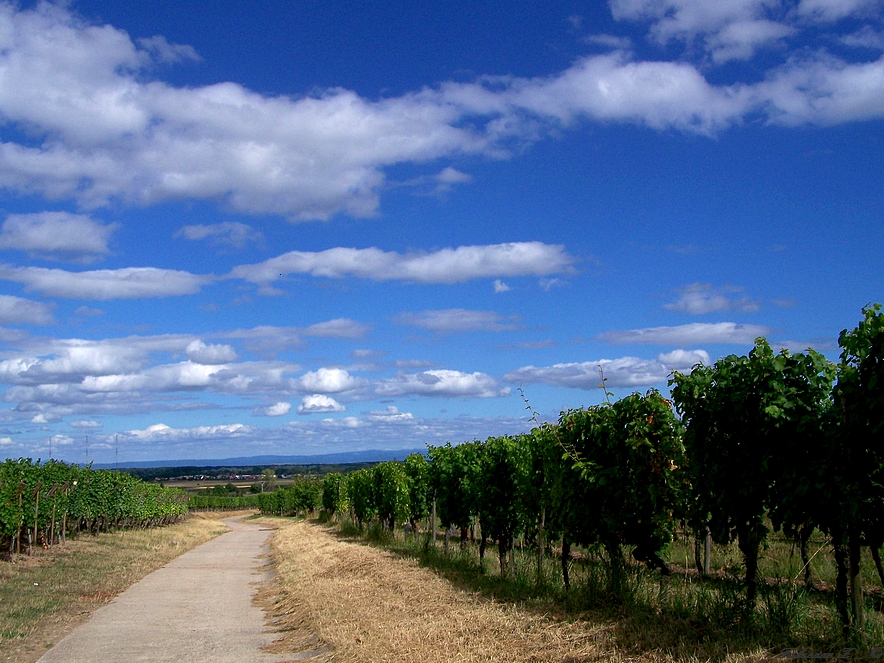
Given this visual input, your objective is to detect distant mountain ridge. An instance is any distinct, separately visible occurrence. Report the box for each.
[93,448,426,470]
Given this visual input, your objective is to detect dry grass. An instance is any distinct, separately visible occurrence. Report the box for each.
[262,519,779,663]
[0,515,229,663]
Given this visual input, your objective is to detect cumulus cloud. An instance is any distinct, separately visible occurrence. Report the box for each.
[0,3,877,222]
[503,349,710,389]
[0,265,212,300]
[0,340,147,385]
[393,309,521,333]
[0,294,54,325]
[598,322,772,345]
[294,368,368,394]
[185,339,238,365]
[375,369,509,398]
[175,222,263,249]
[664,283,760,314]
[297,395,345,414]
[230,242,574,287]
[254,401,292,416]
[0,212,117,261]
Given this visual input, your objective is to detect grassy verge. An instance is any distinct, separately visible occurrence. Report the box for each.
[0,512,238,663]
[331,520,884,661]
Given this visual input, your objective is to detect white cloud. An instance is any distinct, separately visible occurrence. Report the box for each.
[73,305,104,317]
[493,279,511,293]
[297,395,345,414]
[431,167,472,193]
[503,349,710,389]
[375,369,509,398]
[657,349,711,368]
[598,322,772,345]
[609,0,884,62]
[540,278,564,291]
[136,35,200,64]
[609,0,795,62]
[366,405,414,422]
[0,341,146,384]
[0,436,11,446]
[840,26,884,49]
[664,283,760,314]
[0,212,117,260]
[0,294,54,325]
[122,422,255,442]
[185,339,238,365]
[0,265,212,300]
[797,0,883,22]
[68,419,102,428]
[302,318,371,339]
[393,309,521,333]
[81,361,223,393]
[254,401,293,417]
[0,2,878,222]
[230,242,574,286]
[756,54,884,126]
[174,222,263,249]
[294,367,367,395]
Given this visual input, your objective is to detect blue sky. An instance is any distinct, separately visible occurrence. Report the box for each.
[0,0,881,463]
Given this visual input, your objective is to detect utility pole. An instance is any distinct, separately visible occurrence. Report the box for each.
[48,436,52,460]
[85,435,88,465]
[115,435,119,470]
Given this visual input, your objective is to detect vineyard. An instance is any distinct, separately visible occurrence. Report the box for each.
[187,493,262,510]
[261,304,884,649]
[0,459,188,557]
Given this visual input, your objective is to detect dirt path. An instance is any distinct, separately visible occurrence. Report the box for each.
[36,517,300,663]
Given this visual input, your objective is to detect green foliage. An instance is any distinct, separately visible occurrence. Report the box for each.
[428,442,481,535]
[832,303,884,537]
[0,459,187,553]
[372,461,409,530]
[402,453,430,530]
[188,493,261,509]
[346,468,376,527]
[257,476,322,516]
[556,390,685,591]
[476,435,522,574]
[671,339,834,606]
[321,472,347,516]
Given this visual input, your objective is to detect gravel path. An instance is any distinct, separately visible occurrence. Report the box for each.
[37,517,291,663]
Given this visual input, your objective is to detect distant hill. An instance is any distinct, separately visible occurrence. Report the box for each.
[93,448,426,471]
